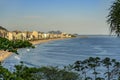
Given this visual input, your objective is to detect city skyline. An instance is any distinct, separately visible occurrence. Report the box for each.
[0,0,114,35]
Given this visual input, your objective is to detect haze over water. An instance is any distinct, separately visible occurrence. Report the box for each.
[3,35,120,70]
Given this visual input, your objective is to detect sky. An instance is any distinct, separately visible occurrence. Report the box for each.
[0,0,114,35]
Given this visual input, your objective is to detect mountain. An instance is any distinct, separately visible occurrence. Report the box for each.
[48,30,62,34]
[0,26,8,31]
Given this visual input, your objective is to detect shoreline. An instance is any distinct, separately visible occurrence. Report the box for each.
[0,38,68,62]
[30,38,66,45]
[0,50,12,62]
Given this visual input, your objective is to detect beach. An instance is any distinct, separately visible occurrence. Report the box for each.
[0,50,12,62]
[30,38,65,45]
[0,38,66,62]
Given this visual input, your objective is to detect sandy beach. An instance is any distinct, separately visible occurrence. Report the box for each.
[0,38,66,62]
[0,50,12,62]
[30,38,65,45]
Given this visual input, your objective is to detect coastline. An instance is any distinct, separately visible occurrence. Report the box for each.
[0,50,12,62]
[30,38,66,45]
[0,38,68,62]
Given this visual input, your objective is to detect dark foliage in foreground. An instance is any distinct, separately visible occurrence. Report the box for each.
[1,57,120,80]
[0,62,79,80]
[107,0,120,36]
[73,57,120,80]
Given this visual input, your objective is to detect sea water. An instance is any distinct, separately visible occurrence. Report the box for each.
[3,35,120,71]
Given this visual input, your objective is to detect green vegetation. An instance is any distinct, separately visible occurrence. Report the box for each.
[0,62,79,80]
[71,34,77,37]
[107,0,120,36]
[0,37,34,54]
[1,57,120,80]
[73,57,120,80]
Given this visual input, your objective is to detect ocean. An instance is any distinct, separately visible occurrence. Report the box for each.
[2,35,120,70]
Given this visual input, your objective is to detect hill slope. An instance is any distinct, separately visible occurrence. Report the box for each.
[0,26,8,31]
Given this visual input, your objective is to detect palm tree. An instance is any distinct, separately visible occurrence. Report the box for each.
[74,60,82,72]
[87,57,101,80]
[81,59,89,79]
[102,57,113,80]
[107,0,120,36]
[111,61,120,79]
[73,60,88,79]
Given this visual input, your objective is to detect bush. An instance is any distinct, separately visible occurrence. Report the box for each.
[0,37,34,54]
[0,62,79,80]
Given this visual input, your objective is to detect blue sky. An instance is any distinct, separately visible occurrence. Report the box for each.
[0,0,114,34]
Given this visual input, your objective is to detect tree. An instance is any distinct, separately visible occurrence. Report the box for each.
[107,0,120,36]
[12,62,80,80]
[102,57,113,80]
[111,61,120,79]
[81,59,89,79]
[0,37,34,54]
[87,57,100,80]
[0,64,14,80]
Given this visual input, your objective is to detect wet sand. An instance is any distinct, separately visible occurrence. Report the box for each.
[0,38,66,62]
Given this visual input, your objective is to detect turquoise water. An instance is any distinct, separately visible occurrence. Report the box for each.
[3,35,120,70]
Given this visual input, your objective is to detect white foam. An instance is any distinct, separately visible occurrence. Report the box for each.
[14,55,20,60]
[27,49,30,52]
